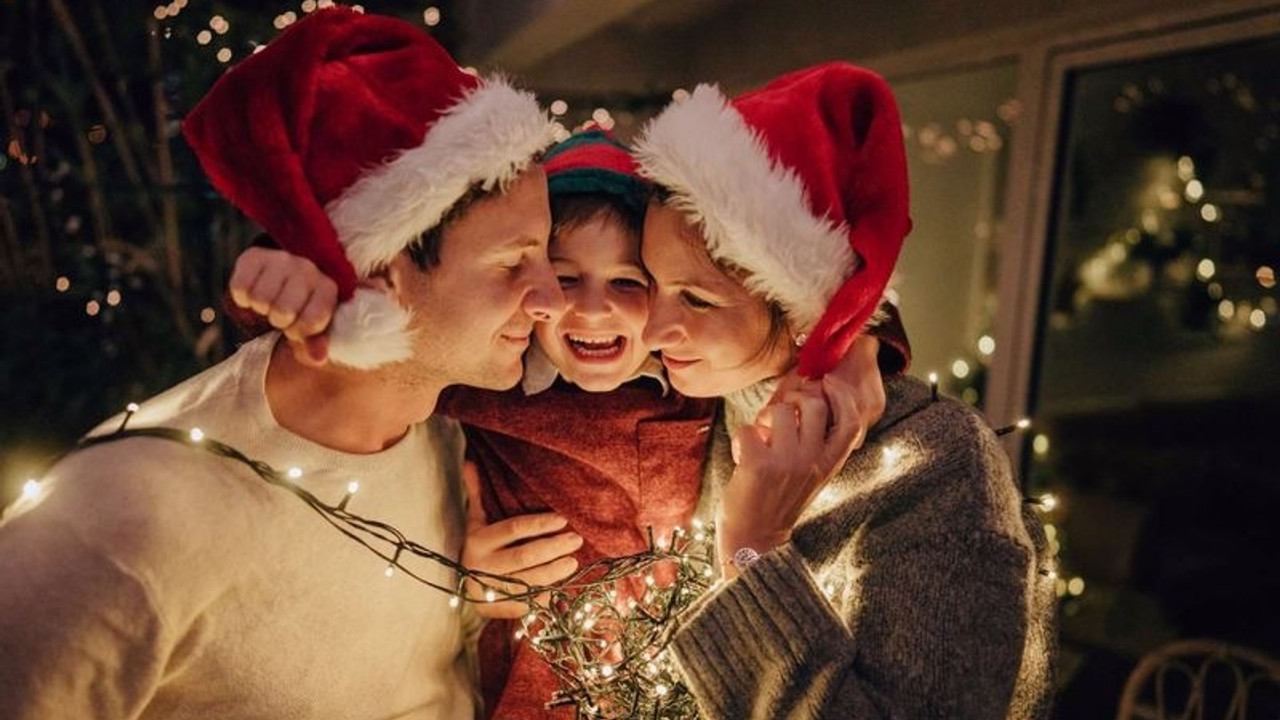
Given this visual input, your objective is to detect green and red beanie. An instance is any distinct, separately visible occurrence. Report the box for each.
[542,127,649,213]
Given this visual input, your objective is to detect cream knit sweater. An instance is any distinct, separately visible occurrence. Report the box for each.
[675,375,1056,719]
[0,334,477,720]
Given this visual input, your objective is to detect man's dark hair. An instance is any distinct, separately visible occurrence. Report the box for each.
[406,183,498,270]
[409,155,547,270]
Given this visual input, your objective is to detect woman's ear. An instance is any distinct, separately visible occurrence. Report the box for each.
[790,326,810,349]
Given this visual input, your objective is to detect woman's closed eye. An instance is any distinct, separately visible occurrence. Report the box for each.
[680,290,718,309]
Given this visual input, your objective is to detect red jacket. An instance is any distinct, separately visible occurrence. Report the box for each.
[438,310,911,719]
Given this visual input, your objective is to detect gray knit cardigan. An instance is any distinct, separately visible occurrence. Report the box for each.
[674,375,1057,719]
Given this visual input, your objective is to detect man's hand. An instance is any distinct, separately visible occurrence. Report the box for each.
[460,462,582,619]
[228,246,338,366]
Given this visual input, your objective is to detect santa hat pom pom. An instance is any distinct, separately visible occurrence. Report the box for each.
[327,288,414,370]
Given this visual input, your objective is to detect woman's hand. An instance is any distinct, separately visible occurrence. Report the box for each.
[760,333,885,450]
[228,246,338,365]
[460,462,582,619]
[718,374,862,579]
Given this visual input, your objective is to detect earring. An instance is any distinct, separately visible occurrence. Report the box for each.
[793,332,809,347]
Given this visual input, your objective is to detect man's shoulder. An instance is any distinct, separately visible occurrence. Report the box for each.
[85,335,275,439]
[33,435,269,548]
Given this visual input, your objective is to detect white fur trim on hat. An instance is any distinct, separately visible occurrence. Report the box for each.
[633,84,855,333]
[327,77,557,277]
[327,287,414,369]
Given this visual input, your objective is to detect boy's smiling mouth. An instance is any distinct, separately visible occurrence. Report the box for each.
[565,334,626,361]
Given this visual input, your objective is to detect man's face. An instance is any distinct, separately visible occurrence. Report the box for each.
[399,167,565,391]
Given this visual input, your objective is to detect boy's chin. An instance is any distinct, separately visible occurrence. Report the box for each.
[566,371,630,393]
[561,360,651,394]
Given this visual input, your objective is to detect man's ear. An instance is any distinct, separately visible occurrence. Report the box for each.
[360,252,414,305]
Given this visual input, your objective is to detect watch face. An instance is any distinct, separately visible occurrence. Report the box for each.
[732,546,762,569]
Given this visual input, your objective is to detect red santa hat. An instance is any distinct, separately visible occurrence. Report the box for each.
[633,62,911,378]
[183,6,555,369]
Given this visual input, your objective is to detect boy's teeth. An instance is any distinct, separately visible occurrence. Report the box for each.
[569,335,617,347]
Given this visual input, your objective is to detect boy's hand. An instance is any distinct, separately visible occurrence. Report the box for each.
[228,246,337,366]
[460,462,582,619]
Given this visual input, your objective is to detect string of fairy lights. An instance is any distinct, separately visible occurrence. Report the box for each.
[7,376,1054,718]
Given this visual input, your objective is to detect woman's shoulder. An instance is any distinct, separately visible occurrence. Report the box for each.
[881,375,1003,454]
[871,376,1028,540]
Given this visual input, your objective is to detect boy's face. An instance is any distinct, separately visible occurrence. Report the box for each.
[534,214,653,392]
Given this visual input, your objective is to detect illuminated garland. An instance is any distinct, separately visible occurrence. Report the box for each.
[522,522,716,717]
[70,405,719,718]
[24,378,1047,719]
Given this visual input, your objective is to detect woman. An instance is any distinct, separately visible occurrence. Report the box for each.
[630,62,1056,719]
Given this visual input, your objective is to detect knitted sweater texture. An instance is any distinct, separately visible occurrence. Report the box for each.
[0,334,477,720]
[673,375,1057,719]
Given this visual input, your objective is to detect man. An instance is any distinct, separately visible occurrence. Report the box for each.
[0,8,564,719]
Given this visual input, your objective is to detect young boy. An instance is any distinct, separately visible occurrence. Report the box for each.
[229,128,911,718]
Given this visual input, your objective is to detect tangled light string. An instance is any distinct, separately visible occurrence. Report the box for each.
[71,406,719,718]
[523,522,716,718]
[42,378,1044,719]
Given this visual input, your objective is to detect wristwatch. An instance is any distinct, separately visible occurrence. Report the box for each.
[731,546,762,571]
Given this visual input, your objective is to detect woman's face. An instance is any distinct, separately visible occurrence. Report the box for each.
[640,203,794,398]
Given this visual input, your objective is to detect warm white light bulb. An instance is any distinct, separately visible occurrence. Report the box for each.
[1196,258,1216,281]
[1033,434,1050,455]
[347,480,359,494]
[189,427,204,442]
[22,479,41,500]
[287,467,303,479]
[882,445,900,465]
